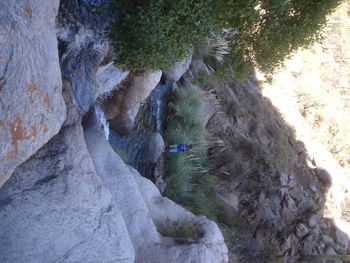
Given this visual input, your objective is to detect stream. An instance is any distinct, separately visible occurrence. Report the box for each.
[108,83,173,179]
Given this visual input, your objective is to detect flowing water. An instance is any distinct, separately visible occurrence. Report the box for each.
[108,83,173,179]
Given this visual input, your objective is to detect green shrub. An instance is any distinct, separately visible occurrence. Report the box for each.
[109,0,342,78]
[213,0,342,79]
[109,0,214,72]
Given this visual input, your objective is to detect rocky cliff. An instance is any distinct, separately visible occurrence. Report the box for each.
[0,0,228,262]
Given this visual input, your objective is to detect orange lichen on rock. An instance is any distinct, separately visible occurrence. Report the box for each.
[23,0,33,23]
[26,83,38,104]
[5,117,38,159]
[43,93,51,113]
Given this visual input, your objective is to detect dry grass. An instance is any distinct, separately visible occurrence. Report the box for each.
[259,1,350,223]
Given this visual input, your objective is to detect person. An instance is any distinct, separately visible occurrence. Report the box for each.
[169,144,192,153]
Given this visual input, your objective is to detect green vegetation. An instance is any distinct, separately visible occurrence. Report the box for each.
[164,86,222,221]
[162,219,199,241]
[109,0,214,72]
[109,0,342,78]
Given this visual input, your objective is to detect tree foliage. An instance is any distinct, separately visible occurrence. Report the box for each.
[214,0,343,78]
[109,0,214,72]
[109,0,342,77]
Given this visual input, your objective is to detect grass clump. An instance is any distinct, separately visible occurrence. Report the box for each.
[165,86,221,221]
[162,219,199,241]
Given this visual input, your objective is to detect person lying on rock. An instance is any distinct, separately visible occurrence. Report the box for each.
[169,144,192,153]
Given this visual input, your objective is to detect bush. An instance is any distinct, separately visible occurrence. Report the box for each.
[213,0,342,78]
[109,0,342,78]
[109,0,214,72]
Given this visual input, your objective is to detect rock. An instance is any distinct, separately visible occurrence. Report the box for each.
[280,234,298,256]
[109,105,140,136]
[0,89,134,263]
[121,71,162,112]
[282,194,298,220]
[296,223,309,239]
[322,235,335,246]
[132,166,228,263]
[325,246,337,255]
[309,184,317,193]
[95,62,129,99]
[100,71,162,120]
[155,174,167,194]
[335,229,349,249]
[83,110,228,263]
[308,213,320,228]
[146,132,165,163]
[0,0,66,187]
[316,168,332,187]
[56,0,110,116]
[163,53,192,83]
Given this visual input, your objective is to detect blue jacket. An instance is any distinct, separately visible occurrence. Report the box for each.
[177,144,189,152]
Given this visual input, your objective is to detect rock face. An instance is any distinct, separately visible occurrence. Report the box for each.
[163,53,193,83]
[0,82,135,263]
[146,132,165,163]
[0,1,228,262]
[184,62,350,261]
[100,71,162,121]
[83,111,228,263]
[0,0,66,187]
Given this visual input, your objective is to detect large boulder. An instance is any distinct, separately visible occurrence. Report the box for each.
[99,71,162,121]
[163,53,193,83]
[109,105,140,136]
[0,0,66,187]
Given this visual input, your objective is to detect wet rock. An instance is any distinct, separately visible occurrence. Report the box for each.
[163,53,193,83]
[0,0,66,187]
[146,132,165,164]
[296,223,309,238]
[109,105,140,136]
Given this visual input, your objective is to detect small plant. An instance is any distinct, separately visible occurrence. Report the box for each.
[162,219,199,242]
[195,70,212,91]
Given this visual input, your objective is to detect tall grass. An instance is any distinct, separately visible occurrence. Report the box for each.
[165,86,222,221]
